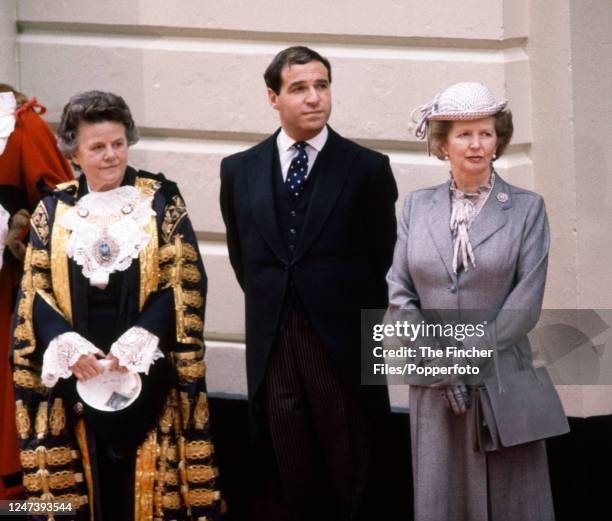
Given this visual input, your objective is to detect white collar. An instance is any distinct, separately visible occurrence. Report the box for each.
[277,126,329,153]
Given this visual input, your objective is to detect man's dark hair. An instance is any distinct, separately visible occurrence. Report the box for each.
[264,46,332,94]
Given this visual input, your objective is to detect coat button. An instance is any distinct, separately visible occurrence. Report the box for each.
[290,228,296,234]
[290,210,297,217]
[449,284,457,293]
[74,402,84,415]
[288,245,295,251]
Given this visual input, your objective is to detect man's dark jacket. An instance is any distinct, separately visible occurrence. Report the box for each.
[220,126,398,414]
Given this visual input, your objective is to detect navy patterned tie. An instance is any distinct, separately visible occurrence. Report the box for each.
[285,141,309,197]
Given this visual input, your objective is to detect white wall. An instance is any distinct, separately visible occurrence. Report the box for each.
[0,0,17,84]
[3,0,610,416]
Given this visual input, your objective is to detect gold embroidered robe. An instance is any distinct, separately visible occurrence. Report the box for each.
[11,167,222,521]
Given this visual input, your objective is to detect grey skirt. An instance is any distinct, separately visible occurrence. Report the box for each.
[410,386,555,521]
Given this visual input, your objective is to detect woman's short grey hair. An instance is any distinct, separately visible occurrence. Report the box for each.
[57,91,139,157]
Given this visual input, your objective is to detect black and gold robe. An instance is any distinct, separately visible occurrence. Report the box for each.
[11,167,222,520]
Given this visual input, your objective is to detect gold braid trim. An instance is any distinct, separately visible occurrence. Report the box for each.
[32,272,51,289]
[21,447,76,469]
[181,264,202,284]
[135,177,160,311]
[177,359,206,384]
[13,248,64,369]
[164,235,204,347]
[159,263,202,286]
[53,493,88,507]
[158,243,174,264]
[159,390,178,434]
[185,441,214,461]
[187,465,218,484]
[13,369,45,394]
[134,431,157,521]
[35,402,49,440]
[15,400,31,440]
[163,469,179,486]
[74,420,94,521]
[184,314,203,333]
[31,202,50,246]
[13,246,36,361]
[159,244,198,264]
[155,436,170,517]
[162,491,181,510]
[51,201,73,324]
[182,289,204,309]
[180,392,190,430]
[13,321,34,342]
[188,488,220,507]
[13,350,40,369]
[159,242,199,264]
[50,398,66,436]
[166,444,178,462]
[23,470,81,492]
[193,392,210,431]
[174,407,192,516]
[31,248,50,269]
[161,194,187,244]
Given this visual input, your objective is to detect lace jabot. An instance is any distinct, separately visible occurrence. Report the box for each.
[59,185,155,288]
[449,172,495,274]
[0,91,17,156]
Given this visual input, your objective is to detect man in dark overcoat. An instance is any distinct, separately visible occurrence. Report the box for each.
[220,46,398,520]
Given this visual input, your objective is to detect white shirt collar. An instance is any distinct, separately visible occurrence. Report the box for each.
[277,126,329,153]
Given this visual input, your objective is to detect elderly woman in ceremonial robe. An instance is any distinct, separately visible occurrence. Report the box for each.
[12,91,222,520]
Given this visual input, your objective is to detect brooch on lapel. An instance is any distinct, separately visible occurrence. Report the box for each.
[496,192,509,203]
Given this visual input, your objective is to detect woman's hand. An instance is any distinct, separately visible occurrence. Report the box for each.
[105,352,128,373]
[69,353,105,382]
[438,385,471,415]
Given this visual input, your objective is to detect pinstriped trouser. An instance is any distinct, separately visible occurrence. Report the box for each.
[264,307,370,521]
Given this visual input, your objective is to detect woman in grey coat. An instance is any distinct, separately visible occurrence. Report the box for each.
[387,82,559,521]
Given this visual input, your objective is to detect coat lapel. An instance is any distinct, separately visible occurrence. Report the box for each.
[468,173,511,250]
[427,181,455,281]
[293,127,355,262]
[246,132,288,264]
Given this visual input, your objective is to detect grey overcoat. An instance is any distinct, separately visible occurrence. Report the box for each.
[387,174,557,521]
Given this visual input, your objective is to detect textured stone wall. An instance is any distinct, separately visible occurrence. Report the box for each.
[3,0,610,415]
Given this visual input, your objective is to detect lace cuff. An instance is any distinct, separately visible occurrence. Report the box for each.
[110,326,164,375]
[42,332,103,388]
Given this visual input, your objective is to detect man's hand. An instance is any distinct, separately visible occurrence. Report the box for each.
[6,209,29,261]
